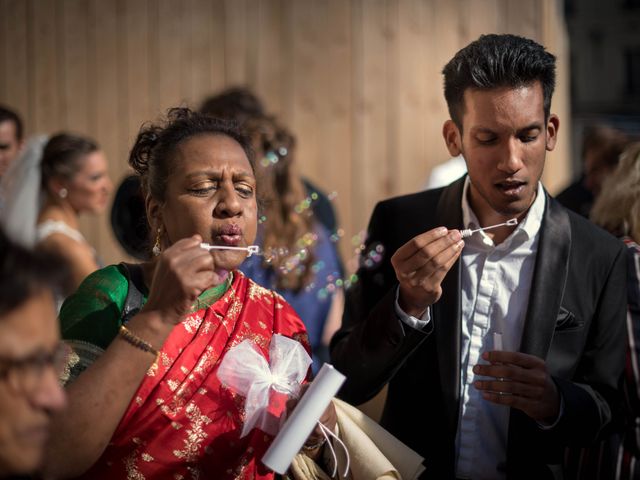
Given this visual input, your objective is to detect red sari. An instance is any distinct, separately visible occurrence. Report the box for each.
[80,272,310,479]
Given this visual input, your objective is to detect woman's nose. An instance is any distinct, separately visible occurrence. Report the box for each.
[214,184,242,217]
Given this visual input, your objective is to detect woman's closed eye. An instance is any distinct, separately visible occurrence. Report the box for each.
[235,183,254,198]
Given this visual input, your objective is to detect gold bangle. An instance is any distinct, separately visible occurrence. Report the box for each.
[118,325,159,357]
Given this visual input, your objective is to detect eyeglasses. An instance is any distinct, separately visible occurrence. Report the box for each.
[0,343,70,395]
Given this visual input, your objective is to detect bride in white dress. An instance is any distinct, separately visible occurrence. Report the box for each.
[36,133,113,295]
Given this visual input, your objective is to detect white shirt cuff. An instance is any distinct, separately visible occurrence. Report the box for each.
[394,286,431,331]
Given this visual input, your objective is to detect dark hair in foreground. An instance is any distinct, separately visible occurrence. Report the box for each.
[0,104,23,141]
[443,34,556,129]
[129,107,255,203]
[41,133,99,188]
[0,228,69,316]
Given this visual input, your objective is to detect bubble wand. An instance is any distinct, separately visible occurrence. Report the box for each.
[200,243,261,257]
[460,218,518,239]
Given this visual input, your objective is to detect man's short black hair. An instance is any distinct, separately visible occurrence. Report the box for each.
[443,34,556,129]
[0,105,23,141]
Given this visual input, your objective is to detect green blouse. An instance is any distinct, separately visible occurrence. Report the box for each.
[60,263,231,350]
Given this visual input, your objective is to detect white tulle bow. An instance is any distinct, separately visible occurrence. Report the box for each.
[217,334,311,438]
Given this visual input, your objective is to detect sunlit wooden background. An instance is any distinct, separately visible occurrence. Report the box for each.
[0,0,571,268]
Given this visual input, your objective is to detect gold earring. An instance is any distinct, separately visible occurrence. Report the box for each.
[152,228,162,256]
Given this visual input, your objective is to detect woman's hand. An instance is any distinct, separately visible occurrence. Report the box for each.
[143,235,224,325]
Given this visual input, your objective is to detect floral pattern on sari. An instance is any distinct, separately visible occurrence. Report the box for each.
[74,271,309,480]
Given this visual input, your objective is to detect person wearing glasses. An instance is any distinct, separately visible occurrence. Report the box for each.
[0,227,67,478]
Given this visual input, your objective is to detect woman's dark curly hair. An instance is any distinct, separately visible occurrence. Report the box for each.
[128,107,255,203]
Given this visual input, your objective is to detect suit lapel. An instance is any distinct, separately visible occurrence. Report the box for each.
[519,194,571,357]
[507,195,572,475]
[433,177,465,429]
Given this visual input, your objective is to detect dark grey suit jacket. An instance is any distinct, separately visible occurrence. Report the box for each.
[330,177,627,480]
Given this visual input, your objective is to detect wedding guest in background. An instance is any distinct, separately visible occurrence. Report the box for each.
[556,124,630,217]
[0,105,23,180]
[37,133,113,296]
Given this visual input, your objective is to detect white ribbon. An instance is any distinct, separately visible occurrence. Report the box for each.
[217,334,312,438]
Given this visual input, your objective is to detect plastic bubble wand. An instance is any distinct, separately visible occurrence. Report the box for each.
[460,218,518,239]
[200,243,261,257]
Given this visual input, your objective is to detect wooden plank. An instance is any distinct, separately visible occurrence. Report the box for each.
[124,0,151,144]
[349,0,393,250]
[423,0,464,184]
[254,0,289,117]
[460,0,504,41]
[2,0,30,130]
[157,0,185,111]
[86,0,121,264]
[540,0,571,194]
[321,0,352,265]
[60,0,90,133]
[224,0,248,85]
[0,1,7,101]
[393,0,431,195]
[30,0,59,133]
[289,0,325,184]
[208,0,227,97]
[187,0,214,108]
[506,0,540,40]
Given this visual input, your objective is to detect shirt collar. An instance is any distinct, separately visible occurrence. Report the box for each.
[461,176,545,244]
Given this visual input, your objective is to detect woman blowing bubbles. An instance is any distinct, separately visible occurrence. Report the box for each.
[44,109,333,479]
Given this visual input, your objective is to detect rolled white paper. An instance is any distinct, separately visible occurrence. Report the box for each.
[262,363,346,474]
[493,332,503,351]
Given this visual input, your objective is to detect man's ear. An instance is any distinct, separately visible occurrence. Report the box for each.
[545,114,560,152]
[443,120,462,156]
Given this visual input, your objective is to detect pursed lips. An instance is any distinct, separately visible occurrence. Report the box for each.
[214,223,243,246]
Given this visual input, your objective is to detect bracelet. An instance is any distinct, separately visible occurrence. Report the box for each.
[118,325,159,358]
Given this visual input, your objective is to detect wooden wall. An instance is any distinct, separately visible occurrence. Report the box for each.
[0,0,571,268]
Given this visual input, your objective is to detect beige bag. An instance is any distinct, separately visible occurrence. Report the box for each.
[288,398,425,480]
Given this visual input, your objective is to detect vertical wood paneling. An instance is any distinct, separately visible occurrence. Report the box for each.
[321,0,352,261]
[352,0,390,240]
[123,0,151,149]
[290,0,325,185]
[187,0,214,108]
[2,0,29,122]
[157,0,186,110]
[254,0,289,117]
[60,0,90,134]
[85,0,120,260]
[0,1,7,101]
[392,0,430,195]
[0,0,572,268]
[30,0,59,133]
[540,0,571,193]
[207,0,227,99]
[224,0,248,85]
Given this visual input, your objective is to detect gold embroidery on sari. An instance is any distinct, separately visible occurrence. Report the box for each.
[167,380,179,392]
[172,403,212,462]
[123,444,146,480]
[182,312,204,334]
[141,453,154,462]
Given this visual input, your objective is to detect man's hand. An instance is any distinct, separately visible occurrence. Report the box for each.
[390,227,464,317]
[473,350,560,423]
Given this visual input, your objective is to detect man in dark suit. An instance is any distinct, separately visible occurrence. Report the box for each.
[330,34,627,480]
